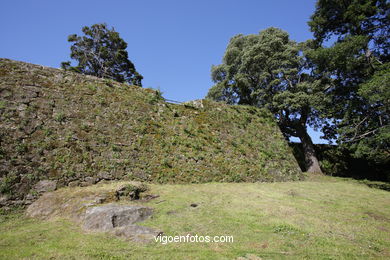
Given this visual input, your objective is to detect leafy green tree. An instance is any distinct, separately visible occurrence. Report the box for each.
[207,27,329,173]
[308,0,389,162]
[61,23,143,86]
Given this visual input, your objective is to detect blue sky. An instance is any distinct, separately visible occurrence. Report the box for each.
[0,0,328,143]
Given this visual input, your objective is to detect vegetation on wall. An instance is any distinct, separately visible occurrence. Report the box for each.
[0,59,302,200]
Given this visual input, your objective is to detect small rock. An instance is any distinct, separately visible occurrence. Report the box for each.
[12,200,26,206]
[24,200,33,205]
[0,195,9,206]
[84,176,96,185]
[17,104,28,111]
[25,193,36,200]
[68,180,80,187]
[82,195,108,207]
[98,172,113,180]
[184,99,204,108]
[34,180,57,194]
[115,183,148,201]
[93,196,107,205]
[190,203,198,207]
[1,206,11,212]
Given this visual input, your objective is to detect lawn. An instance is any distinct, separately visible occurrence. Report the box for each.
[1,175,389,259]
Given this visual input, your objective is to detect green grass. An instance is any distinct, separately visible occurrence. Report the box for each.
[1,176,389,259]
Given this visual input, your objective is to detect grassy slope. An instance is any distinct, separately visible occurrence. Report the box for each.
[1,176,389,259]
[0,59,301,199]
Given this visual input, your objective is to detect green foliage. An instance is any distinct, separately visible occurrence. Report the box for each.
[308,0,390,164]
[352,64,390,161]
[61,23,143,86]
[0,172,17,194]
[207,27,328,172]
[16,143,28,154]
[54,112,66,122]
[290,143,389,181]
[145,88,164,104]
[359,64,390,106]
[0,100,6,109]
[309,0,389,49]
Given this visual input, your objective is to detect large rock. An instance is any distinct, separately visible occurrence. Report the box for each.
[83,203,160,242]
[83,204,153,231]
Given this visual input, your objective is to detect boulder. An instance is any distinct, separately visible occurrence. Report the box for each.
[83,203,160,242]
[83,204,153,231]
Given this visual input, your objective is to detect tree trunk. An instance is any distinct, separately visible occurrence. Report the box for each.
[296,126,323,174]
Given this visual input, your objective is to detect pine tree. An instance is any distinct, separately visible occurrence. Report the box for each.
[61,23,143,86]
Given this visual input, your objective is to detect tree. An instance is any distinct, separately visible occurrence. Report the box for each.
[61,23,143,86]
[308,0,390,162]
[207,27,329,173]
